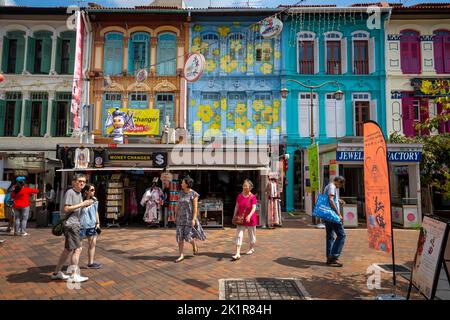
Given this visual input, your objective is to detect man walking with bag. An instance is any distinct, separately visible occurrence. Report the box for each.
[324,176,346,267]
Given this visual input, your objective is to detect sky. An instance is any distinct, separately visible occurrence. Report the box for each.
[3,0,450,7]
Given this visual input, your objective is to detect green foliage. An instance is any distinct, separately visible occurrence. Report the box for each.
[416,80,450,132]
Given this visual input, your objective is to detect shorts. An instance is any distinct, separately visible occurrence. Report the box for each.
[64,225,81,250]
[80,227,97,239]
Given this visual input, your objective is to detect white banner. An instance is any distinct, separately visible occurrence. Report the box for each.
[70,10,85,130]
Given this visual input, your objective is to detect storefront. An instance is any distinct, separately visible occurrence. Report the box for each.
[318,141,423,229]
[55,143,274,228]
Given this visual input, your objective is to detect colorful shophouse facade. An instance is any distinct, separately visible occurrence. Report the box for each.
[281,5,392,214]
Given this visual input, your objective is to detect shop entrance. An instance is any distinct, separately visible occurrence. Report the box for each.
[355,101,370,136]
[293,149,304,211]
[340,165,365,220]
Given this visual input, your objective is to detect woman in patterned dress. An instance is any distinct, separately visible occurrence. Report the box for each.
[174,176,206,263]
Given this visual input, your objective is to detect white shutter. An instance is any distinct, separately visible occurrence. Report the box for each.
[314,38,319,74]
[369,37,375,74]
[337,98,346,137]
[324,39,328,74]
[326,96,336,137]
[313,95,319,137]
[299,95,309,138]
[370,99,377,122]
[341,38,347,74]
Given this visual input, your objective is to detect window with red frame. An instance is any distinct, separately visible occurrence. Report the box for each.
[402,95,430,137]
[400,30,421,74]
[433,30,450,74]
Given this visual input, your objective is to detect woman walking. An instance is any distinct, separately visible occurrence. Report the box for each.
[10,178,39,236]
[174,176,206,263]
[80,183,102,269]
[232,179,257,261]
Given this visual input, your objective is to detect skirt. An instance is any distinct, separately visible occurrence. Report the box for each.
[176,222,206,243]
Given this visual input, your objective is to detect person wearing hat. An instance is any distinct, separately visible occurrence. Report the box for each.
[10,177,39,236]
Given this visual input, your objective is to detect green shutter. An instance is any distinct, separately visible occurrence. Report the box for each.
[41,37,52,74]
[68,38,76,74]
[15,36,25,74]
[0,100,6,136]
[23,100,32,136]
[13,100,22,136]
[1,36,9,73]
[26,37,35,73]
[55,37,62,74]
[51,99,57,136]
[40,99,48,136]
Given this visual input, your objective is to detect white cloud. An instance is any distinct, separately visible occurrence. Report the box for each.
[5,0,18,5]
[109,0,232,8]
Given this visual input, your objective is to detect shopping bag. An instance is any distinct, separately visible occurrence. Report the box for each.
[312,194,341,224]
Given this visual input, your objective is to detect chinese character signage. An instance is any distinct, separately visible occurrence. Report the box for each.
[307,143,319,192]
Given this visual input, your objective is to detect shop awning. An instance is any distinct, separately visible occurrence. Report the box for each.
[56,167,164,172]
[166,166,268,171]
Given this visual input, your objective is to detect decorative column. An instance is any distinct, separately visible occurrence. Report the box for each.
[150,37,158,75]
[175,91,180,128]
[0,37,4,73]
[19,91,29,137]
[123,36,129,74]
[50,34,58,75]
[93,35,103,72]
[22,31,31,75]
[45,91,55,137]
[93,90,102,135]
[318,92,326,139]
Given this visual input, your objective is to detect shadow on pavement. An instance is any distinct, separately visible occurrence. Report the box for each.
[6,265,54,284]
[196,252,231,261]
[274,257,327,269]
[182,278,211,289]
[128,255,193,262]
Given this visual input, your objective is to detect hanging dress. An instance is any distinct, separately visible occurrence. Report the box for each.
[141,187,163,223]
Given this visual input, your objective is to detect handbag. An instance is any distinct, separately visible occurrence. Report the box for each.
[312,193,341,224]
[51,212,73,237]
[232,193,253,226]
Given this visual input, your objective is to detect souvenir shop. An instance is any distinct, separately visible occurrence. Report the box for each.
[317,141,423,229]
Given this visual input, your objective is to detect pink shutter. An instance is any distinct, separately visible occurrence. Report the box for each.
[410,41,421,73]
[437,103,446,134]
[402,95,414,136]
[420,98,429,136]
[444,35,450,73]
[400,41,410,73]
[434,35,444,73]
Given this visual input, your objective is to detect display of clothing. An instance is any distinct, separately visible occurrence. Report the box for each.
[141,187,163,224]
[74,148,90,169]
[94,148,106,168]
[168,180,180,223]
[266,180,281,226]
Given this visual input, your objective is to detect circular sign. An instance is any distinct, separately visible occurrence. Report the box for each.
[260,17,283,39]
[407,213,416,222]
[135,69,148,82]
[184,53,205,82]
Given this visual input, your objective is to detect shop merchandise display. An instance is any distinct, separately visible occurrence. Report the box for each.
[74,147,90,169]
[141,180,164,226]
[198,199,224,228]
[106,179,123,228]
[266,178,282,227]
[168,178,180,224]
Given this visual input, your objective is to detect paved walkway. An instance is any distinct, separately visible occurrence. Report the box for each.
[0,219,424,300]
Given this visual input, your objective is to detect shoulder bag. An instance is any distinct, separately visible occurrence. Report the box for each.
[232,193,253,226]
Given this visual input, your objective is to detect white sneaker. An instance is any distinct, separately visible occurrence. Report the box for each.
[70,274,89,283]
[246,248,255,255]
[51,271,70,280]
[21,233,29,236]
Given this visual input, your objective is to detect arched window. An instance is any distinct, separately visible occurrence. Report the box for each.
[228,33,246,74]
[433,29,450,74]
[128,32,150,74]
[400,29,421,74]
[57,31,76,74]
[352,31,370,74]
[157,32,176,76]
[28,31,53,74]
[325,32,344,75]
[103,32,123,76]
[297,32,316,74]
[202,33,219,75]
[2,31,26,74]
[255,33,273,74]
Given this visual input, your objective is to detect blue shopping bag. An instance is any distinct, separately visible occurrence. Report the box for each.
[312,194,341,224]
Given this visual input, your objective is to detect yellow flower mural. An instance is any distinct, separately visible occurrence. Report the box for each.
[273,108,279,122]
[233,22,240,27]
[236,103,247,115]
[274,51,281,60]
[220,55,238,73]
[193,25,202,32]
[218,26,231,37]
[221,97,227,111]
[253,113,261,122]
[193,120,202,133]
[212,48,220,56]
[273,99,281,109]
[227,112,234,121]
[197,105,214,123]
[209,122,221,130]
[192,41,209,54]
[252,100,264,112]
[205,60,217,72]
[214,114,221,123]
[260,63,273,75]
[235,116,251,132]
[255,123,267,135]
[213,101,220,109]
[246,54,254,66]
[240,65,247,73]
[230,40,243,52]
[262,106,273,125]
[193,37,201,45]
[190,99,196,106]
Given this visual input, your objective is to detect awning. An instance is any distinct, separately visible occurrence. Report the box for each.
[166,166,268,171]
[56,167,164,172]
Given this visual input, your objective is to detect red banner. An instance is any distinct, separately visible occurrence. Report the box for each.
[363,122,392,253]
[70,10,84,130]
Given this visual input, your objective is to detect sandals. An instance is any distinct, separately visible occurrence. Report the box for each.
[193,243,199,255]
[246,248,255,255]
[231,255,241,261]
[175,256,185,263]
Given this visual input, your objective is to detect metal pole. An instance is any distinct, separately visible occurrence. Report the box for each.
[310,88,317,225]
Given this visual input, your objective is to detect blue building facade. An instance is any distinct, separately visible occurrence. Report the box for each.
[188,11,282,142]
[281,7,390,212]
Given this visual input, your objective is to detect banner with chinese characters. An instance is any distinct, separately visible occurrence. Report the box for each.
[363,121,392,253]
[307,143,319,192]
[70,10,84,130]
[105,108,160,136]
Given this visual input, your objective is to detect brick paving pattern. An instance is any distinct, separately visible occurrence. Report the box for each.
[0,217,425,300]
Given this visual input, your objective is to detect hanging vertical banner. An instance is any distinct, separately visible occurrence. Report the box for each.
[70,10,84,130]
[307,143,319,192]
[364,121,392,253]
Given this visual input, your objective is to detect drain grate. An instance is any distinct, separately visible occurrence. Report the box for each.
[219,278,309,300]
[376,264,410,273]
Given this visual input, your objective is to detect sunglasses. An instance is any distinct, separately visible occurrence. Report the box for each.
[89,189,95,192]
[77,180,86,183]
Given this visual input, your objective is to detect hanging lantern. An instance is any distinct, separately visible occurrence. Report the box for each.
[260,17,283,39]
[0,73,4,83]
